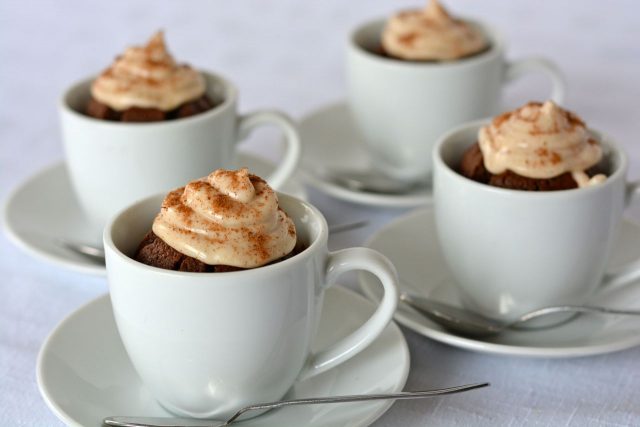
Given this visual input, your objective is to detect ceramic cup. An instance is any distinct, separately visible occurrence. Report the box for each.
[61,71,301,231]
[347,19,566,182]
[104,193,398,419]
[433,120,640,321]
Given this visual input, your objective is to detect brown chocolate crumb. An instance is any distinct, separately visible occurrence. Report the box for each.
[459,143,579,191]
[85,94,218,122]
[86,97,118,120]
[121,107,165,122]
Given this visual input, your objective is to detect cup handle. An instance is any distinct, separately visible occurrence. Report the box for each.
[236,110,301,190]
[504,57,566,104]
[601,181,640,290]
[297,248,398,381]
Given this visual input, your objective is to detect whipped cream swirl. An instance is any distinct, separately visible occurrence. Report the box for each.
[381,0,488,61]
[152,168,297,268]
[91,31,206,111]
[478,101,606,187]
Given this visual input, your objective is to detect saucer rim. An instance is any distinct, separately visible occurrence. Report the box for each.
[36,293,104,427]
[2,161,106,276]
[37,285,410,427]
[298,101,433,208]
[360,207,640,358]
[4,154,308,277]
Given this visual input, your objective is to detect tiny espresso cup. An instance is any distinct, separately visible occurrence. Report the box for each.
[433,121,640,321]
[104,193,398,419]
[347,19,566,182]
[60,71,300,231]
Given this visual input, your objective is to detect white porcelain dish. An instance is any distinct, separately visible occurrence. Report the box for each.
[37,286,410,427]
[360,208,640,357]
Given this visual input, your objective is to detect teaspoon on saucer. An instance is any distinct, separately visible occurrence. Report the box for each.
[57,220,371,263]
[400,292,640,337]
[323,168,425,195]
[57,238,105,262]
[104,383,488,427]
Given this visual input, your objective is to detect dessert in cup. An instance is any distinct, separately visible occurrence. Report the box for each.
[85,31,217,122]
[433,100,640,322]
[347,0,566,182]
[104,168,398,419]
[460,101,606,191]
[61,32,300,230]
[379,0,488,62]
[134,168,303,272]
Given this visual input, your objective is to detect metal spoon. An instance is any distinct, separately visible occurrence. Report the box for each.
[103,383,489,427]
[57,220,370,263]
[400,292,640,336]
[324,168,425,195]
[57,238,105,261]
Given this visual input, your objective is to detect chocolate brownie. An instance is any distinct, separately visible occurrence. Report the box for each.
[460,143,579,191]
[85,95,217,122]
[134,231,303,272]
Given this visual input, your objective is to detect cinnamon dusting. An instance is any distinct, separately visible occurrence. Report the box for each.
[151,168,297,268]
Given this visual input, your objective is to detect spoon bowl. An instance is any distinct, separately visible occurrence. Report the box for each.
[57,238,105,261]
[323,168,426,195]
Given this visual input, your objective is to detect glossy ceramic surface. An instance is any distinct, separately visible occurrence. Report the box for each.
[299,102,432,208]
[360,208,640,357]
[104,193,398,418]
[433,122,640,320]
[37,287,410,427]
[61,72,300,228]
[346,19,565,181]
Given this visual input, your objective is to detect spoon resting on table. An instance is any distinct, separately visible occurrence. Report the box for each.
[400,292,640,337]
[103,383,489,427]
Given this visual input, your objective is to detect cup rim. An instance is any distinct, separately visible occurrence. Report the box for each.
[433,119,628,199]
[348,17,504,69]
[59,70,237,128]
[103,192,328,278]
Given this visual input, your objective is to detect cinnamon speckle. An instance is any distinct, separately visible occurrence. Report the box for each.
[550,152,562,164]
[536,147,549,157]
[398,32,418,46]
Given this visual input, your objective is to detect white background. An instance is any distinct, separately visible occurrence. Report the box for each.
[1,0,640,425]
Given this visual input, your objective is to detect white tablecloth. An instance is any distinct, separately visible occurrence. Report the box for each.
[2,1,640,425]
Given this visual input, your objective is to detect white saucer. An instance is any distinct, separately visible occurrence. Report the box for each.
[3,152,307,276]
[37,286,409,427]
[360,208,640,358]
[299,102,432,208]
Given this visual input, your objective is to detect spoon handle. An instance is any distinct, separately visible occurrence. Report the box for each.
[226,383,488,423]
[518,305,640,323]
[104,383,489,427]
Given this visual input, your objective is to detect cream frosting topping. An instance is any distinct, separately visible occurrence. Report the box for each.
[91,31,206,111]
[381,0,488,61]
[152,168,297,268]
[478,101,606,187]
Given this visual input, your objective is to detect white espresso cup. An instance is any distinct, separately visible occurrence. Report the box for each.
[433,121,640,321]
[104,193,398,419]
[347,19,566,182]
[61,71,301,230]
